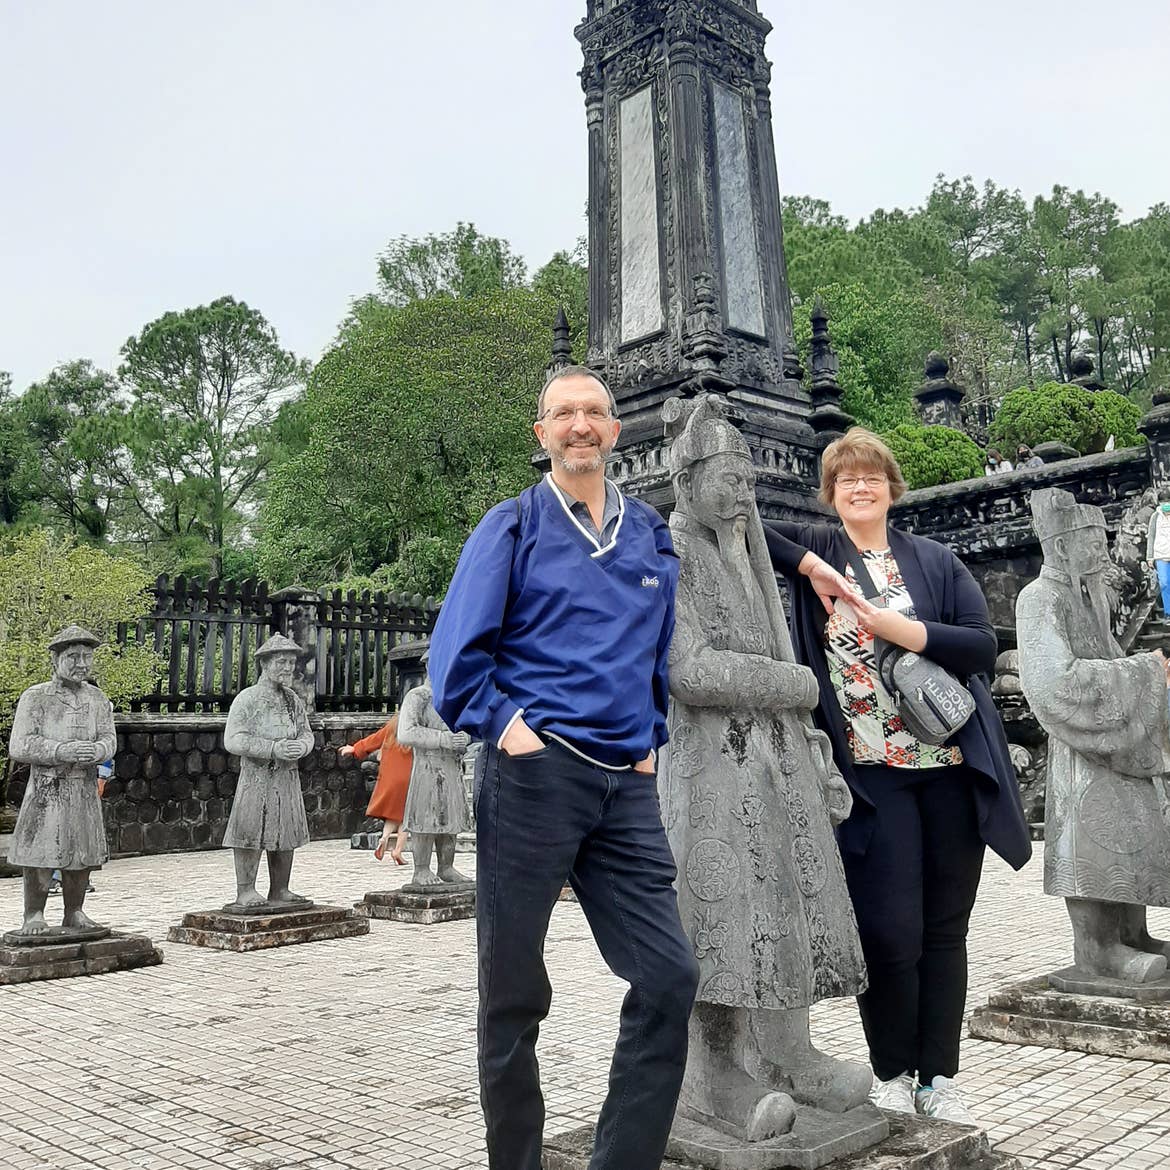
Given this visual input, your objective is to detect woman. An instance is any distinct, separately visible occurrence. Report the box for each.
[765,428,1031,1125]
[340,714,413,862]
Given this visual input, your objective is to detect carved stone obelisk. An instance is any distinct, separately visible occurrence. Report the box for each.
[575,0,825,516]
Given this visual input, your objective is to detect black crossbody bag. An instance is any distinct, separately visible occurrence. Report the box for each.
[842,547,976,746]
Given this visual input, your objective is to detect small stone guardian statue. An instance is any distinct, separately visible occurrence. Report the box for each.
[660,395,871,1143]
[222,633,315,911]
[7,625,115,939]
[1018,488,1170,985]
[396,673,472,891]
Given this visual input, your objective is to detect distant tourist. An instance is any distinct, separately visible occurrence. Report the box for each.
[340,715,411,863]
[765,427,1031,1126]
[984,448,1013,474]
[1147,497,1170,618]
[1016,445,1044,470]
[428,365,696,1170]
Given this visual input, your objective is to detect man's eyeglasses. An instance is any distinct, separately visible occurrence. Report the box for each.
[540,405,613,424]
[835,474,888,490]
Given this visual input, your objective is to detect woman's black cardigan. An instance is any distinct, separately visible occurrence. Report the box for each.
[765,520,1032,871]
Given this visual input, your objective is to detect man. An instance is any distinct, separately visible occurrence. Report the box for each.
[660,395,870,1143]
[8,624,116,936]
[429,365,699,1170]
[1018,488,1170,984]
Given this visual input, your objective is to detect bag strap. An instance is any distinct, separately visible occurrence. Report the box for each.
[842,543,882,601]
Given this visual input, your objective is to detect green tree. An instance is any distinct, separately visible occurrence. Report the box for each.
[0,373,43,529]
[1031,186,1120,382]
[17,361,124,542]
[369,222,527,308]
[532,237,589,357]
[791,282,934,431]
[259,287,553,595]
[881,424,985,490]
[0,529,163,781]
[117,297,308,576]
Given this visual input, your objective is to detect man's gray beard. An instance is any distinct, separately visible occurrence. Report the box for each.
[554,445,606,474]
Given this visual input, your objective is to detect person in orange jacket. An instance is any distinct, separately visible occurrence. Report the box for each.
[340,714,413,862]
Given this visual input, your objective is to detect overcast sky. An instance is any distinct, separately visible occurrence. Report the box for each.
[3,0,1168,393]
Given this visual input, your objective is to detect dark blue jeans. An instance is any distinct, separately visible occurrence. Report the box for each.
[475,740,698,1170]
[845,764,986,1084]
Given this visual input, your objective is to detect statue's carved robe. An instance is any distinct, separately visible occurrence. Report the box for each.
[8,680,115,870]
[1018,566,1170,906]
[660,516,866,1009]
[398,684,469,836]
[222,682,314,851]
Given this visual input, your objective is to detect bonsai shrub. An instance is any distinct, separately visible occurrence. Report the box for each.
[990,382,1142,455]
[880,424,985,490]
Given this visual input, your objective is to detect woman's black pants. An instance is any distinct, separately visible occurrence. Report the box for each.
[844,764,986,1085]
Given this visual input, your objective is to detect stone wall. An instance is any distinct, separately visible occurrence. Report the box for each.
[6,713,388,858]
[893,447,1150,635]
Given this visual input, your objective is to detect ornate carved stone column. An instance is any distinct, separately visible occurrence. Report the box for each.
[913,353,967,430]
[582,47,610,365]
[1140,392,1170,497]
[574,0,822,518]
[807,297,853,441]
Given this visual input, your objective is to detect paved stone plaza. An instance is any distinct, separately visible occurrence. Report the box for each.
[1,840,1168,1170]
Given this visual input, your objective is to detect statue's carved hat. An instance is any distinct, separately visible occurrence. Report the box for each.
[1030,487,1105,544]
[47,624,101,652]
[663,393,751,476]
[255,633,303,659]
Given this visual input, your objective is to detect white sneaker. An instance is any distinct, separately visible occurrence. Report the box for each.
[915,1076,977,1126]
[869,1072,916,1114]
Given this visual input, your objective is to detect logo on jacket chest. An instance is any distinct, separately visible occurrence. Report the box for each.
[642,575,660,588]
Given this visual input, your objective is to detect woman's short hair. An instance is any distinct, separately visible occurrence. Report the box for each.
[818,427,908,506]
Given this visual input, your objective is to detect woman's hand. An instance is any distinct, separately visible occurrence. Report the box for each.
[338,744,355,759]
[799,552,858,615]
[849,595,928,653]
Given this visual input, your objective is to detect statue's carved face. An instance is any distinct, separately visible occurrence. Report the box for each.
[261,651,298,686]
[51,644,94,686]
[1053,526,1110,578]
[534,374,620,475]
[685,451,757,529]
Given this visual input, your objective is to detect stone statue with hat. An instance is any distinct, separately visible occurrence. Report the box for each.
[395,650,473,891]
[7,625,116,939]
[1018,487,1170,986]
[658,395,877,1151]
[222,632,316,911]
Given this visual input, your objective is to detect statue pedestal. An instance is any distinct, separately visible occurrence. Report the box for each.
[544,1110,1021,1170]
[167,904,368,951]
[0,931,162,984]
[356,885,475,924]
[667,1105,888,1170]
[970,972,1170,1063]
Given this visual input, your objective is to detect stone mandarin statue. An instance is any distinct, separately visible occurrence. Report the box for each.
[8,625,116,938]
[659,395,871,1141]
[222,633,315,911]
[1018,488,1170,984]
[395,674,472,891]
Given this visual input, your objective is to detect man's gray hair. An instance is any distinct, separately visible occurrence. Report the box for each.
[537,365,618,420]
